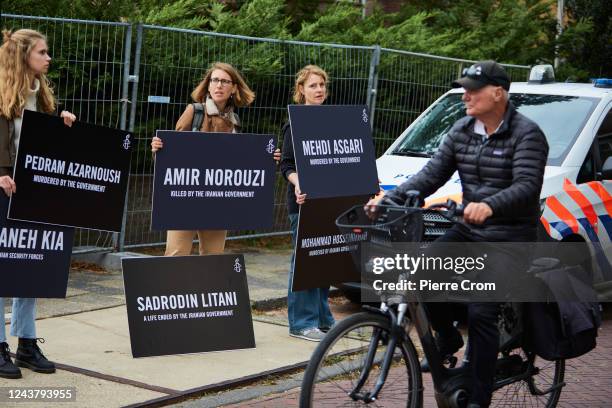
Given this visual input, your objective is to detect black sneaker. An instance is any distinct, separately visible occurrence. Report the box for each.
[0,342,22,379]
[15,338,56,374]
[421,329,464,372]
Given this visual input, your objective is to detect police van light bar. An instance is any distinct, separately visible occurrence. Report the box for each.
[593,78,612,88]
[528,65,555,84]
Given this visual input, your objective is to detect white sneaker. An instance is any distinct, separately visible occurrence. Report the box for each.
[289,327,326,342]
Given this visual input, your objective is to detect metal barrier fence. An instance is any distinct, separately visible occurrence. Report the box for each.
[1,15,530,251]
[1,14,131,252]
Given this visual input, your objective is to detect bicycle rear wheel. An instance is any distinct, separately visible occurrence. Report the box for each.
[300,311,422,408]
[491,348,565,407]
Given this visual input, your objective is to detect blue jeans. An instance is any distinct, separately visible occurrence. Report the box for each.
[288,213,335,333]
[0,298,37,343]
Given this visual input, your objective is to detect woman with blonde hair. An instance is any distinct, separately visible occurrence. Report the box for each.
[151,62,279,255]
[0,28,77,379]
[279,65,335,341]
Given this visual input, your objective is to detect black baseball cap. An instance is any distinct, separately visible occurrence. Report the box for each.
[452,60,511,91]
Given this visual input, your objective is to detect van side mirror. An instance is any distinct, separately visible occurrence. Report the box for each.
[601,156,612,180]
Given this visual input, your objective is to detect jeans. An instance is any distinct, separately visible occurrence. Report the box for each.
[287,213,335,333]
[0,298,37,343]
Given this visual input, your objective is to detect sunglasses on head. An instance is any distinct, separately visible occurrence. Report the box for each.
[461,65,506,86]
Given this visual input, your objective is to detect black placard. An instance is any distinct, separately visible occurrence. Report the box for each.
[8,110,132,232]
[0,194,74,298]
[288,105,378,199]
[292,195,370,291]
[122,254,255,358]
[151,131,276,230]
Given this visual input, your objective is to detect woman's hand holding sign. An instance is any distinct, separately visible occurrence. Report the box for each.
[0,175,16,197]
[151,136,163,153]
[294,184,307,205]
[288,172,306,204]
[60,110,77,127]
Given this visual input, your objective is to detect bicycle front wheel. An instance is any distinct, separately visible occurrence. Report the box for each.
[300,311,423,408]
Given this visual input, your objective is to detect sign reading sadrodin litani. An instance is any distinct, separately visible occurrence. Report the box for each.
[122,254,255,358]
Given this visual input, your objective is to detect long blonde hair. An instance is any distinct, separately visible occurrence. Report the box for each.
[191,62,254,108]
[0,29,55,120]
[293,65,329,104]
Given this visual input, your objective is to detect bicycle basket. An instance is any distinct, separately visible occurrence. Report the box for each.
[335,205,424,246]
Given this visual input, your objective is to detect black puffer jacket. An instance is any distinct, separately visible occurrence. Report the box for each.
[387,102,549,240]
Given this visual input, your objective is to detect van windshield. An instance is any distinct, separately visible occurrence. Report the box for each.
[392,93,599,165]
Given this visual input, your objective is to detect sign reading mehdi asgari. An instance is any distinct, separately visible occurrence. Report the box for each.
[151,131,276,230]
[0,194,74,298]
[8,110,132,232]
[122,254,255,358]
[288,105,379,200]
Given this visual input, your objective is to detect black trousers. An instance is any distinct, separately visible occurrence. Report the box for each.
[426,224,518,406]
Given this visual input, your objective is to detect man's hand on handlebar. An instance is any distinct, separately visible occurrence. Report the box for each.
[463,202,493,225]
[364,192,385,220]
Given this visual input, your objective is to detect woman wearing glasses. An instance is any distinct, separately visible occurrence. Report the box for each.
[151,62,266,255]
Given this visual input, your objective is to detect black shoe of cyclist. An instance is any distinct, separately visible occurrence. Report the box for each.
[420,329,464,372]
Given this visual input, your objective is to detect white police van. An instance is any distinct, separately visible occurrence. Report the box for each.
[373,66,612,300]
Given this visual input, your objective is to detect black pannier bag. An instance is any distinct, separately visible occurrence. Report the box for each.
[525,259,601,361]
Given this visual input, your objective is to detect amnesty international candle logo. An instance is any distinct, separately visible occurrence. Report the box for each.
[266,138,276,154]
[234,258,243,273]
[123,134,131,150]
[362,108,368,123]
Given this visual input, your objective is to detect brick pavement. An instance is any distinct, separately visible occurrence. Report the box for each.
[224,319,612,408]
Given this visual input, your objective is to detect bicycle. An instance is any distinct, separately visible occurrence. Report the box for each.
[299,200,565,408]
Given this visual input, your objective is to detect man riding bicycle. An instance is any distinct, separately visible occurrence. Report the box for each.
[366,60,549,408]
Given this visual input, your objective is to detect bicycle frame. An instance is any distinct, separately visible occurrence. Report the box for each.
[349,300,564,407]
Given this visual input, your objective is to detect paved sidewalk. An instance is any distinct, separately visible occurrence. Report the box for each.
[222,319,612,408]
[1,249,300,407]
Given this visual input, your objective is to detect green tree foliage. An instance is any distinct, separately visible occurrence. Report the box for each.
[210,0,291,39]
[563,0,611,78]
[3,0,608,79]
[295,0,554,65]
[138,0,214,29]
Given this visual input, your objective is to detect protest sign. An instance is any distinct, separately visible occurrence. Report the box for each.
[152,131,275,230]
[122,254,255,358]
[0,194,74,298]
[9,110,131,231]
[288,105,378,199]
[292,195,370,291]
